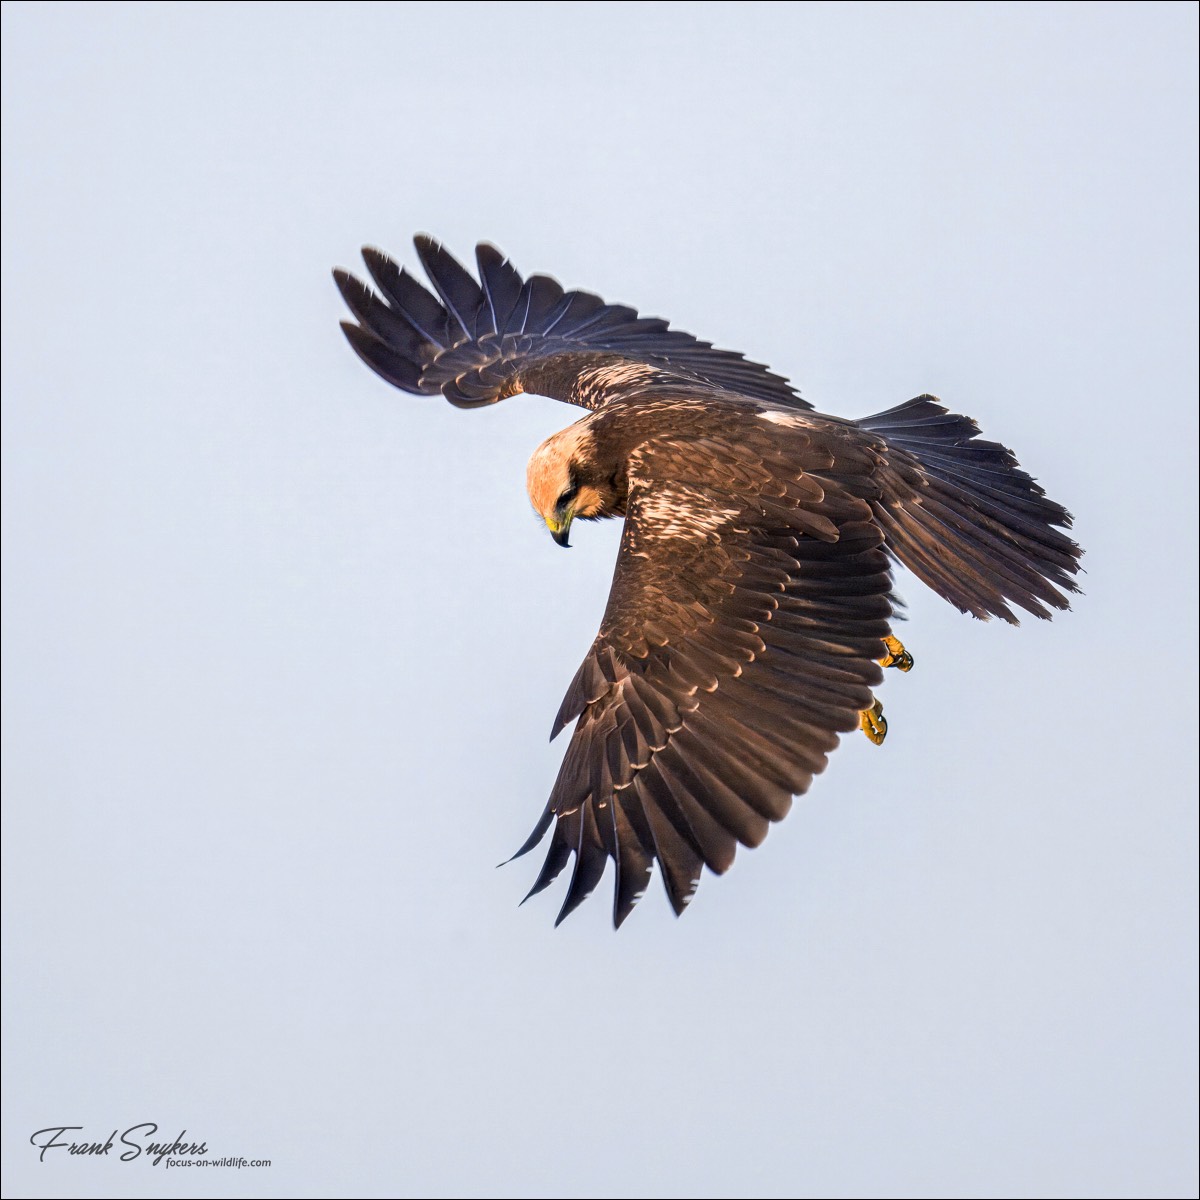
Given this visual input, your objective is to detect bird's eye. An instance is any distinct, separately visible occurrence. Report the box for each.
[557,483,578,509]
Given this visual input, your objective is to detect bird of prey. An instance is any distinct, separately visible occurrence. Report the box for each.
[333,237,1082,927]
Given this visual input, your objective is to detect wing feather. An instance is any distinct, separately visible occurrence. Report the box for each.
[360,248,449,353]
[611,795,656,928]
[475,243,524,335]
[335,238,809,410]
[413,234,486,343]
[634,776,705,915]
[555,802,609,926]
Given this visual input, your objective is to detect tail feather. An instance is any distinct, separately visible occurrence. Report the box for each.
[859,396,1082,624]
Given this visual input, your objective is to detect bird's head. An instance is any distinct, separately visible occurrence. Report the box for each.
[526,422,615,548]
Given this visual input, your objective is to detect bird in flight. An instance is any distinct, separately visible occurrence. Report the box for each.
[334,237,1082,927]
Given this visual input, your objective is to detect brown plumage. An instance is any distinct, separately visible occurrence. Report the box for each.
[334,237,1083,927]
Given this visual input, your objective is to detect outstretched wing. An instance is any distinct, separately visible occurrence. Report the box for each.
[333,237,810,411]
[512,423,893,926]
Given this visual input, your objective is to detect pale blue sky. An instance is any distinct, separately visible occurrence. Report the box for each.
[3,3,1197,1198]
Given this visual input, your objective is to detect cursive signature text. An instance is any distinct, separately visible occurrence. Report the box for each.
[30,1123,208,1167]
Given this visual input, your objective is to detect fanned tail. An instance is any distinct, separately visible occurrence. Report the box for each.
[859,395,1082,623]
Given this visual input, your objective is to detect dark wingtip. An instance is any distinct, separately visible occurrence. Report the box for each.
[360,245,391,273]
[339,321,426,391]
[500,809,554,867]
[411,234,446,280]
[475,241,506,267]
[331,267,365,306]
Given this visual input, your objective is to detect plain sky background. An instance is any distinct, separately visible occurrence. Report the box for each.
[2,3,1197,1198]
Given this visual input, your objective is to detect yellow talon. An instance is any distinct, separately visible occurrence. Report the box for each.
[859,697,887,745]
[879,634,914,672]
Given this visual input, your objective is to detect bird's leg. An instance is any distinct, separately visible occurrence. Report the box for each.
[879,634,914,672]
[861,637,910,743]
[859,698,887,745]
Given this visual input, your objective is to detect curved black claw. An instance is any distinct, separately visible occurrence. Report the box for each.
[880,635,914,672]
[859,698,887,745]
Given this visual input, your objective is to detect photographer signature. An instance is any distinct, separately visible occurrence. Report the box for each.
[30,1123,207,1167]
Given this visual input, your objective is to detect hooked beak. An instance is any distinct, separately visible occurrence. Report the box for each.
[547,511,573,548]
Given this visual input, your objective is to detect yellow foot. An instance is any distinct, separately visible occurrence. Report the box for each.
[879,634,914,672]
[859,698,887,745]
